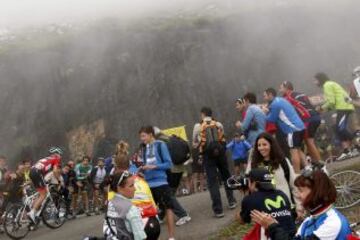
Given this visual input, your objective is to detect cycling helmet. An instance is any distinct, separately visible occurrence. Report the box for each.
[48,146,63,155]
[353,66,360,77]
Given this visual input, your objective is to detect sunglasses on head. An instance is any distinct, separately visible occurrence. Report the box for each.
[236,98,245,104]
[301,168,313,179]
[117,171,131,186]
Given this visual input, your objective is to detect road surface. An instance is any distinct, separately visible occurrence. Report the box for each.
[3,157,359,240]
[3,189,243,240]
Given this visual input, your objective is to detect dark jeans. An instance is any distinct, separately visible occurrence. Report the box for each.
[203,152,236,214]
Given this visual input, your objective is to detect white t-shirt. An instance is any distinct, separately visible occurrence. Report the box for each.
[94,167,106,184]
[354,77,360,97]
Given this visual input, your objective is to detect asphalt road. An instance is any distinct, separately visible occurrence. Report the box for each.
[2,189,243,240]
[3,157,359,240]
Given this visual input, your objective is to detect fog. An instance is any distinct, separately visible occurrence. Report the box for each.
[0,0,229,28]
[1,0,360,164]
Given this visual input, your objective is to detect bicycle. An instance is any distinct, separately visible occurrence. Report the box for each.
[3,183,67,239]
[351,221,360,238]
[302,156,360,210]
[329,168,360,210]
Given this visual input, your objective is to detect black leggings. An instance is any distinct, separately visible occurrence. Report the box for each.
[336,110,354,141]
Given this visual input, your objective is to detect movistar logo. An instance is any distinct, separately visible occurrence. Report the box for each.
[264,196,286,211]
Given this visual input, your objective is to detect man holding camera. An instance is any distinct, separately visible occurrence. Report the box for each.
[236,168,296,239]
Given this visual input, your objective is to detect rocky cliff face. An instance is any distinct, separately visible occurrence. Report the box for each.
[1,1,360,163]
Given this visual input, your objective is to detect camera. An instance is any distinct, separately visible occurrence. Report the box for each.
[227,175,249,190]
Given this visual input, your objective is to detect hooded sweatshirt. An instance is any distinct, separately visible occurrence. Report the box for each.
[130,140,172,188]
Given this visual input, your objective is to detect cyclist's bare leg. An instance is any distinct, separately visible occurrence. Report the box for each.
[342,140,352,150]
[72,193,78,214]
[290,148,302,174]
[241,163,247,175]
[192,173,199,193]
[305,138,322,163]
[234,165,240,176]
[82,191,89,212]
[102,188,108,207]
[28,189,47,221]
[199,173,205,191]
[93,188,99,211]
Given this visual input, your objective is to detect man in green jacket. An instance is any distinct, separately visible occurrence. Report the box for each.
[314,72,357,161]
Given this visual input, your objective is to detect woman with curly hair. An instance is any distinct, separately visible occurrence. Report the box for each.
[247,132,302,218]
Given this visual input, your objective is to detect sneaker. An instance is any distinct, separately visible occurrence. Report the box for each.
[351,148,360,157]
[94,208,100,215]
[214,212,225,218]
[337,152,352,161]
[158,218,164,224]
[176,215,191,226]
[228,202,237,210]
[85,211,92,217]
[28,224,37,231]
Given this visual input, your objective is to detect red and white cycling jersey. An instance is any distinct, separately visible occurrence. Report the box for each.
[34,155,61,175]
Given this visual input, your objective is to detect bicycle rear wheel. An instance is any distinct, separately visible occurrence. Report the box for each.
[41,197,67,229]
[330,170,360,209]
[4,203,30,240]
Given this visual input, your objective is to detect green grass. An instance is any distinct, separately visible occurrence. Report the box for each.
[210,221,252,240]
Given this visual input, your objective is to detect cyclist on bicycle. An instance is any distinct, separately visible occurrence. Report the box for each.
[28,147,63,223]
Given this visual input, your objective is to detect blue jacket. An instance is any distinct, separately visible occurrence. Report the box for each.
[267,97,305,134]
[242,104,266,146]
[226,140,252,160]
[297,207,351,240]
[129,140,173,188]
[104,156,114,174]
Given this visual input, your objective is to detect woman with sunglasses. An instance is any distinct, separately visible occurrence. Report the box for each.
[251,170,352,240]
[109,141,160,240]
[104,170,146,240]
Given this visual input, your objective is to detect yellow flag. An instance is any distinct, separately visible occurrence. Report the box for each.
[162,125,188,141]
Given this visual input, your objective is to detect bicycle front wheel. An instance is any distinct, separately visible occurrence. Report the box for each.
[331,170,360,209]
[4,203,30,240]
[41,197,67,229]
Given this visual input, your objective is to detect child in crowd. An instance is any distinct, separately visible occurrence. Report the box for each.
[226,133,252,176]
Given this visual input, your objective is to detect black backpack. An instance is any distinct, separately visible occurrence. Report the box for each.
[161,135,191,165]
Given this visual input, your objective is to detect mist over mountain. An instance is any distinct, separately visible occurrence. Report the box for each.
[1,0,360,163]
